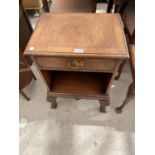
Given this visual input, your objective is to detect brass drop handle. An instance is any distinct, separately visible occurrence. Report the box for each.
[67,59,83,69]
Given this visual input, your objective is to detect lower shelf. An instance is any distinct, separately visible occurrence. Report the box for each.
[41,71,112,97]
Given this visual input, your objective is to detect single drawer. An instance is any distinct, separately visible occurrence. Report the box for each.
[36,57,115,72]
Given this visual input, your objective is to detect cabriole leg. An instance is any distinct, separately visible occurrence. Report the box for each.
[47,97,57,109]
[99,98,110,113]
[115,82,135,113]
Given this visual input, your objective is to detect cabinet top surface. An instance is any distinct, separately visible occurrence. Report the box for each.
[25,13,128,58]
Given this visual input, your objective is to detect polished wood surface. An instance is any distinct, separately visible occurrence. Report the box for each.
[25,13,128,59]
[50,0,96,13]
[36,57,115,72]
[21,0,43,9]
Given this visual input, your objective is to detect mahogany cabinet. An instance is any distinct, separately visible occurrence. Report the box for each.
[25,13,128,112]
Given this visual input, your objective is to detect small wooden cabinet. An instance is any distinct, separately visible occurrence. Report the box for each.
[25,13,128,112]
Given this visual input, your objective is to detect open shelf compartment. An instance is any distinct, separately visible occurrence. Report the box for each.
[41,70,112,97]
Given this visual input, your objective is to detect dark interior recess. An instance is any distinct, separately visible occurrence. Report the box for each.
[41,70,112,95]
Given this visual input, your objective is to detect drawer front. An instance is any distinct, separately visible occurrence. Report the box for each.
[36,57,115,72]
